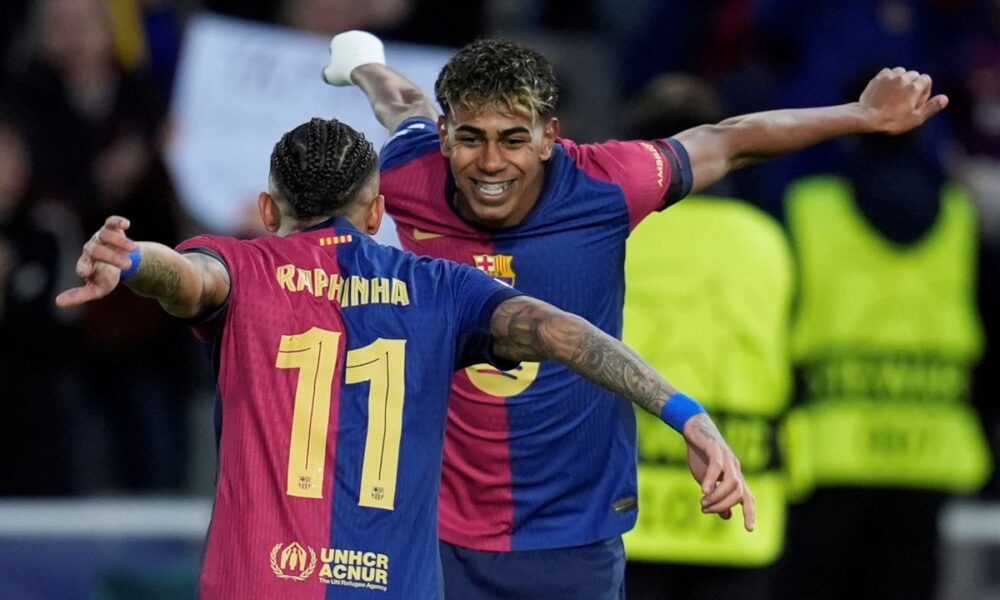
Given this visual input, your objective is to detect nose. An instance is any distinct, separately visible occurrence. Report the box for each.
[477,141,506,174]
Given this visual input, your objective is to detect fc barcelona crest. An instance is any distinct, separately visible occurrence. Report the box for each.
[473,254,516,286]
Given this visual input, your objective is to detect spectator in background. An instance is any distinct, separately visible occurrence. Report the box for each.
[778,86,992,599]
[4,0,167,224]
[0,108,76,495]
[622,74,790,600]
[4,0,195,493]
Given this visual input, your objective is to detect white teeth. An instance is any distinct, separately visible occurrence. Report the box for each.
[476,181,512,196]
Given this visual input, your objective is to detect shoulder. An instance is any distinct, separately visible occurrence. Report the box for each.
[561,138,681,184]
[380,117,441,172]
[176,233,241,258]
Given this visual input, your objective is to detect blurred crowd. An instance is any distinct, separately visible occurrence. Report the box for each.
[0,0,996,513]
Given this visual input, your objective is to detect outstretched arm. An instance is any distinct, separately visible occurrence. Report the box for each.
[55,216,230,319]
[489,295,756,531]
[322,31,438,133]
[676,67,948,193]
[352,64,439,133]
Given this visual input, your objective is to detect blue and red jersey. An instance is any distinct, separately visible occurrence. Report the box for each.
[379,117,692,551]
[177,217,520,599]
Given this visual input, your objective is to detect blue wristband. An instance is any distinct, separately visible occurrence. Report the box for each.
[660,392,706,433]
[120,248,142,281]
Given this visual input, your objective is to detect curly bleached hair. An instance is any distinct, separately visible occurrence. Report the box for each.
[269,118,377,219]
[434,39,559,122]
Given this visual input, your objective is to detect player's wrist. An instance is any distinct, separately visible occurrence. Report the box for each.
[322,30,386,86]
[660,392,706,433]
[120,248,142,281]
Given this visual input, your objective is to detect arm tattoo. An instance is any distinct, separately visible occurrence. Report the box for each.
[690,415,724,444]
[492,297,677,417]
[130,255,183,300]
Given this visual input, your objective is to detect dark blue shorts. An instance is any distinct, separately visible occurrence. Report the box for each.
[440,536,626,600]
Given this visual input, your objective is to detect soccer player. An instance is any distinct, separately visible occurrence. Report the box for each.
[56,117,747,599]
[324,31,949,599]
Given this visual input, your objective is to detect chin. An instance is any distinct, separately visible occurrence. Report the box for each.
[468,202,517,227]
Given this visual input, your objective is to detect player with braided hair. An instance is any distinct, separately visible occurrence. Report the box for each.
[57,116,743,599]
[270,117,378,218]
[326,30,951,600]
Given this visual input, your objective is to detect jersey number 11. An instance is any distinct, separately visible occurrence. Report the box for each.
[276,327,406,511]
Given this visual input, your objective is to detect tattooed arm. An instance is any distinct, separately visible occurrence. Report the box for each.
[490,295,756,531]
[55,216,230,319]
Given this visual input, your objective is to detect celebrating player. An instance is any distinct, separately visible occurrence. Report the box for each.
[324,31,948,599]
[57,117,745,599]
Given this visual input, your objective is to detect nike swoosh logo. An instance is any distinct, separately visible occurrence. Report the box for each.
[412,227,445,240]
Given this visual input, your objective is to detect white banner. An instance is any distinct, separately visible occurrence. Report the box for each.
[166,13,452,246]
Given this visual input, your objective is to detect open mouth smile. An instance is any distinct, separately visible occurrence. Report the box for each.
[472,179,515,198]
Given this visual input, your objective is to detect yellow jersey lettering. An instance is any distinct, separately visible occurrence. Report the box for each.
[295,268,313,295]
[370,277,390,304]
[328,274,346,305]
[275,265,411,310]
[313,268,329,298]
[391,279,410,306]
[276,264,296,291]
[349,276,369,306]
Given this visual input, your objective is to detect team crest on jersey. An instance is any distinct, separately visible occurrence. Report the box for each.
[270,542,318,581]
[473,254,516,286]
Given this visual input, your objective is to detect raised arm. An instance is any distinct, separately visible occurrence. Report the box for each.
[676,67,948,193]
[489,295,755,531]
[322,31,438,133]
[55,216,229,319]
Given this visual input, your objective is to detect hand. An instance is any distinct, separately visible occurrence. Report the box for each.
[858,67,948,135]
[683,413,756,532]
[322,30,385,86]
[55,216,137,308]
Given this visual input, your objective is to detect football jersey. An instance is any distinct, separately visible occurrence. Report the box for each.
[177,216,520,599]
[379,117,692,551]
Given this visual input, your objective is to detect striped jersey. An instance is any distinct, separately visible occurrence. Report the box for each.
[379,117,692,551]
[177,216,520,599]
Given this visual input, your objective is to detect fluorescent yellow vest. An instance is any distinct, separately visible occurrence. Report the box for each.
[784,176,990,499]
[622,198,793,567]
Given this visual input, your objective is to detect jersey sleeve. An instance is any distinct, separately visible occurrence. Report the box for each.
[446,261,525,369]
[378,117,441,171]
[570,137,693,231]
[175,234,240,339]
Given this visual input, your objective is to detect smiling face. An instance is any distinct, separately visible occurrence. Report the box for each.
[439,106,558,228]
[433,38,560,227]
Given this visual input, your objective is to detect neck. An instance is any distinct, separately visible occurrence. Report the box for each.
[281,213,367,236]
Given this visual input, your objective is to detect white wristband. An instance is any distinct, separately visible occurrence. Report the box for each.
[322,30,386,86]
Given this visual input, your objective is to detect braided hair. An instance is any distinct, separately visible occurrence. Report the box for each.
[269,117,377,219]
[435,39,558,122]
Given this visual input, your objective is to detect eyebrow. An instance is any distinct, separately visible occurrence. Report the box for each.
[454,125,533,137]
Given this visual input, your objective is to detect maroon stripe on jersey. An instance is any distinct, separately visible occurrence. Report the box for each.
[439,370,514,551]
[194,232,348,600]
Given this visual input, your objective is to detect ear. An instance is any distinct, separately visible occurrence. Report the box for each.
[364,194,385,235]
[539,117,559,161]
[437,115,452,157]
[258,192,281,233]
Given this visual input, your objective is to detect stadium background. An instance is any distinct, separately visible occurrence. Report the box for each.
[0,0,997,598]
